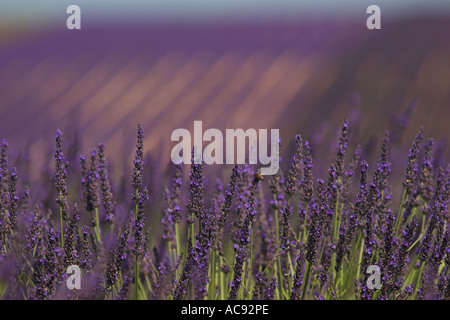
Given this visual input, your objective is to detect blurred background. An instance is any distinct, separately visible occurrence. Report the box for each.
[1,0,450,185]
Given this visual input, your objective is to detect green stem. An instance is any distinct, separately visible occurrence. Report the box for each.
[135,255,139,300]
[301,202,309,244]
[94,207,101,244]
[209,250,216,300]
[182,223,191,268]
[341,232,361,298]
[174,222,182,279]
[301,261,312,300]
[333,192,340,241]
[249,225,254,294]
[420,211,426,237]
[59,192,64,248]
[356,238,365,282]
[412,262,425,300]
[273,197,285,299]
[219,255,226,300]
[395,190,407,236]
[286,251,295,283]
[191,222,195,247]
[175,222,181,258]
[240,261,246,299]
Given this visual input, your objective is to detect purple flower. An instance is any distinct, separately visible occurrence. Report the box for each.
[116,271,133,300]
[256,185,277,264]
[417,139,435,203]
[319,243,335,288]
[335,212,358,272]
[193,201,217,300]
[98,143,115,224]
[8,167,19,236]
[41,220,58,299]
[379,213,397,293]
[280,204,293,253]
[162,186,175,243]
[403,127,424,196]
[228,173,262,300]
[170,163,183,223]
[80,225,93,271]
[269,169,286,211]
[174,240,196,300]
[285,135,303,197]
[341,145,361,204]
[186,149,204,224]
[252,271,265,300]
[104,226,130,291]
[374,131,391,193]
[217,164,239,230]
[80,150,100,213]
[151,256,172,300]
[335,119,349,179]
[63,204,80,266]
[394,217,417,277]
[132,124,145,199]
[264,277,277,300]
[354,160,369,222]
[134,187,148,258]
[301,141,314,204]
[1,140,10,230]
[290,245,305,300]
[305,197,323,264]
[55,130,69,221]
[25,206,43,258]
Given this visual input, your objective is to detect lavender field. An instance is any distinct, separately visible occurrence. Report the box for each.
[1,3,450,301]
[0,116,448,300]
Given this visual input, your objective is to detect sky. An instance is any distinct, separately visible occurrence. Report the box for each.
[1,0,450,28]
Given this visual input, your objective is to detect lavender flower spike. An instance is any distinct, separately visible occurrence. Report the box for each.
[403,127,424,196]
[98,143,115,224]
[285,135,303,198]
[55,129,69,222]
[132,123,145,200]
[187,148,204,224]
